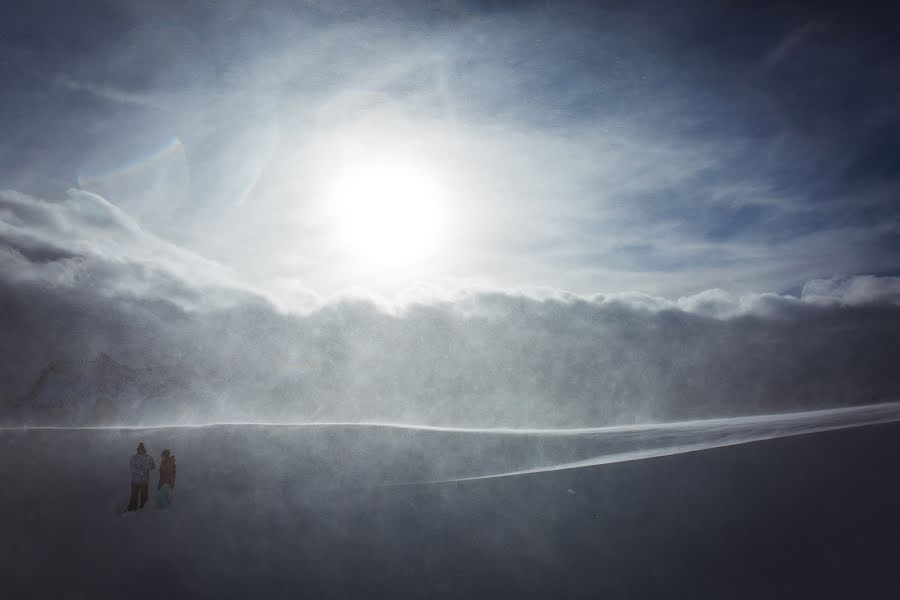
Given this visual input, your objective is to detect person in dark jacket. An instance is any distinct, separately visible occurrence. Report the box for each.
[156,449,176,508]
[128,442,156,511]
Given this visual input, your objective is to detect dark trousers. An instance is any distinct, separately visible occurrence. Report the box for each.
[128,482,149,511]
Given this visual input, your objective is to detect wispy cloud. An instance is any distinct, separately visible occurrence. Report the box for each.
[55,74,164,109]
[2,3,895,297]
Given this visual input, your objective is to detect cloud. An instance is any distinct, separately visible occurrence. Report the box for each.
[4,3,898,298]
[2,3,900,427]
[54,75,165,110]
[0,189,257,311]
[2,191,899,427]
[801,275,900,306]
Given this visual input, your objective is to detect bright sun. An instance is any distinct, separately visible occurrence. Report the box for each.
[326,160,445,270]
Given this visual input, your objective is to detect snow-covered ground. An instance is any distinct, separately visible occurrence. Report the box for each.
[3,405,900,599]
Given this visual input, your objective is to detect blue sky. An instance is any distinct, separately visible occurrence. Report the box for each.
[1,0,899,302]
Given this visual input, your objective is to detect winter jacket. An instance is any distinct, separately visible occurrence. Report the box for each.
[130,453,156,483]
[158,456,176,489]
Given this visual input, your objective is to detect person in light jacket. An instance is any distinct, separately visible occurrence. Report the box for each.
[127,442,156,511]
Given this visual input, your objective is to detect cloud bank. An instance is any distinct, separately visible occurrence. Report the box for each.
[2,190,899,427]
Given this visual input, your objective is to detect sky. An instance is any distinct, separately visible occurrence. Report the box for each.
[2,0,900,425]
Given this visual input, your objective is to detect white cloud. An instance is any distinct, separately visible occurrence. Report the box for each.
[802,275,900,306]
[0,189,256,311]
[3,191,900,427]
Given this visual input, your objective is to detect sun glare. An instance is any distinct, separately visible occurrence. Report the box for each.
[326,160,445,270]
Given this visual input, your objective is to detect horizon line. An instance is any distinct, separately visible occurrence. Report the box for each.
[3,400,899,436]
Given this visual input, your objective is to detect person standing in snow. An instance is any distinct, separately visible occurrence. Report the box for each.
[156,449,176,508]
[127,442,156,511]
